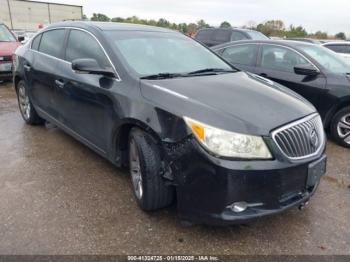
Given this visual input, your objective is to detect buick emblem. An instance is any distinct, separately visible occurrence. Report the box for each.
[309,128,319,148]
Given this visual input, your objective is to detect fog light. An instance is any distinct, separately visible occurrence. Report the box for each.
[231,202,248,213]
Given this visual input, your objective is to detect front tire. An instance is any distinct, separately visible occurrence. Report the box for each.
[330,106,350,148]
[128,128,174,211]
[16,80,44,125]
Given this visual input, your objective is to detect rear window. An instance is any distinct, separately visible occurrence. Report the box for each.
[326,45,350,54]
[246,31,269,40]
[231,31,247,41]
[38,29,65,58]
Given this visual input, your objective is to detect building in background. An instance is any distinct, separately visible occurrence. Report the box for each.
[0,0,83,31]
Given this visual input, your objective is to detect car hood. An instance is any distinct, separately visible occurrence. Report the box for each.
[0,41,21,56]
[140,72,316,136]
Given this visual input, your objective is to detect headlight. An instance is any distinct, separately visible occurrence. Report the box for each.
[184,117,272,159]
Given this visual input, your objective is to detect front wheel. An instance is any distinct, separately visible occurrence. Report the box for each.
[128,128,174,211]
[330,106,350,148]
[16,80,44,125]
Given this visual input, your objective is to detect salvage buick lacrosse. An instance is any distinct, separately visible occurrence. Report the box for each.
[14,22,326,225]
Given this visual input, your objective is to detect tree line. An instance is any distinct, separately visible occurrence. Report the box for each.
[88,14,347,40]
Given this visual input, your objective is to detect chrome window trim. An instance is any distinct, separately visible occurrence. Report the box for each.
[29,26,121,81]
[271,113,326,161]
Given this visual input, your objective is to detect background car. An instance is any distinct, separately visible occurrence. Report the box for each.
[322,41,350,60]
[213,40,350,148]
[194,27,268,47]
[0,23,23,82]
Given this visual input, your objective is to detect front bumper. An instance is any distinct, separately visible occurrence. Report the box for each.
[164,137,326,225]
[0,62,13,81]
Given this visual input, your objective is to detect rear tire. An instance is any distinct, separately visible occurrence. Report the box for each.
[16,80,44,125]
[128,128,174,211]
[330,106,350,148]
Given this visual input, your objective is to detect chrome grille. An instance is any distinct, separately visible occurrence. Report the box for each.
[272,114,325,160]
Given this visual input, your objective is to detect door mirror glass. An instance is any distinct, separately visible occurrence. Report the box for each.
[72,58,115,77]
[294,64,319,76]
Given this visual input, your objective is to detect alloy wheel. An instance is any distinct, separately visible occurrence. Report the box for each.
[337,113,350,144]
[129,139,143,200]
[18,83,31,120]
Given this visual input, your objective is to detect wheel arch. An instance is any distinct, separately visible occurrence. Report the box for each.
[111,118,163,167]
[14,75,22,93]
[324,98,350,129]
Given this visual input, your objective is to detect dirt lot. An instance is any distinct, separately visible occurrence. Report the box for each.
[0,82,349,255]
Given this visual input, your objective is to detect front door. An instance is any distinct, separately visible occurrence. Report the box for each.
[255,44,326,108]
[54,29,119,153]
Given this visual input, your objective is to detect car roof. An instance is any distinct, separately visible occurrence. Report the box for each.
[197,27,257,33]
[44,21,175,33]
[323,41,350,46]
[211,39,316,50]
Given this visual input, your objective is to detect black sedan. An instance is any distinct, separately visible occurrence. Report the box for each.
[14,22,326,225]
[213,40,350,148]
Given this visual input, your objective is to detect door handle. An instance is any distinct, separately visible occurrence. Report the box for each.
[24,64,31,72]
[55,79,65,89]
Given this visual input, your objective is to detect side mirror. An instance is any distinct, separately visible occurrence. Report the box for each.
[71,58,114,77]
[18,36,25,42]
[294,64,319,76]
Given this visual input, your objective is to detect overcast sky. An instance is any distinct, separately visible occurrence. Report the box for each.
[36,0,350,35]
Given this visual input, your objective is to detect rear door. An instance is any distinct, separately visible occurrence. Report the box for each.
[216,44,259,73]
[29,29,67,119]
[255,44,326,108]
[54,29,118,153]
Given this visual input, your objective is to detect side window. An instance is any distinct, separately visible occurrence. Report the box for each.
[212,29,231,43]
[231,32,247,41]
[39,29,65,58]
[65,30,111,69]
[31,34,42,51]
[195,29,212,42]
[221,45,258,66]
[261,45,310,73]
[326,45,343,53]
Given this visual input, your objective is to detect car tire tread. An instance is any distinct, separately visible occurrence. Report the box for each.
[129,128,174,211]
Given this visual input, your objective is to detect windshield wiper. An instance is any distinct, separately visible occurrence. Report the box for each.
[186,68,236,75]
[140,73,185,80]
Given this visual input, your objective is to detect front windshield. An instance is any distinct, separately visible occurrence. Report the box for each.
[299,45,350,74]
[0,25,16,42]
[105,31,233,76]
[246,31,269,40]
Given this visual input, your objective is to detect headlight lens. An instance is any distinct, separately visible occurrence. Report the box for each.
[184,117,272,159]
